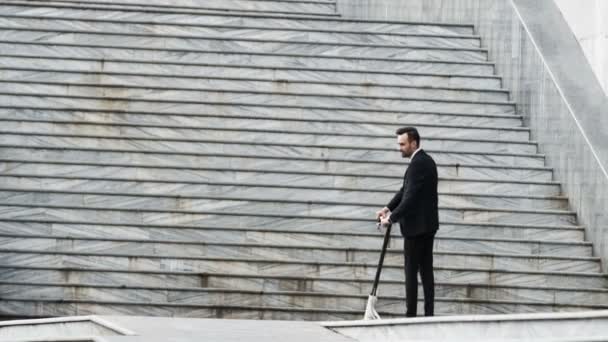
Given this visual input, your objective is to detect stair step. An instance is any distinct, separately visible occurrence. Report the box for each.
[0,252,604,288]
[4,267,604,304]
[0,201,578,227]
[0,235,595,266]
[1,28,489,62]
[0,0,340,17]
[0,299,586,322]
[0,146,549,179]
[0,44,499,81]
[0,176,567,210]
[2,297,604,320]
[0,133,543,167]
[439,222,582,240]
[0,3,474,35]
[0,298,401,320]
[0,107,526,134]
[0,283,606,319]
[0,68,508,102]
[0,82,515,115]
[0,156,557,185]
[0,219,585,244]
[0,120,535,154]
[0,16,482,49]
[0,218,584,242]
[199,274,608,306]
[0,103,530,140]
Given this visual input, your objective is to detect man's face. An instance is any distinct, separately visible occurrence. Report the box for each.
[398,133,417,158]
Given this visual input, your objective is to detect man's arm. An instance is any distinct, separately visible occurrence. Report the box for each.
[386,185,404,211]
[377,182,404,223]
[389,160,426,223]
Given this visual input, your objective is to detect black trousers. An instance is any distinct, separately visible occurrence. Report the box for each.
[403,233,435,317]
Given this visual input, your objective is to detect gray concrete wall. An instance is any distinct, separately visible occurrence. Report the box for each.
[553,0,608,96]
[337,0,608,272]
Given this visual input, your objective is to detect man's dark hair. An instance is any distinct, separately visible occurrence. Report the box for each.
[396,127,420,147]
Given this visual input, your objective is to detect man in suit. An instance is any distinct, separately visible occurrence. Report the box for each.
[376,126,439,317]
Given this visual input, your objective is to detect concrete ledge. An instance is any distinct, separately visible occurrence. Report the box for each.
[323,310,608,341]
[0,315,135,342]
[6,338,98,342]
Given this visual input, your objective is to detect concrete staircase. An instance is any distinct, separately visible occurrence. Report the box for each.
[0,0,605,320]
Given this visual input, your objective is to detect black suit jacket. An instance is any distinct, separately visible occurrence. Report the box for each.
[387,149,439,238]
